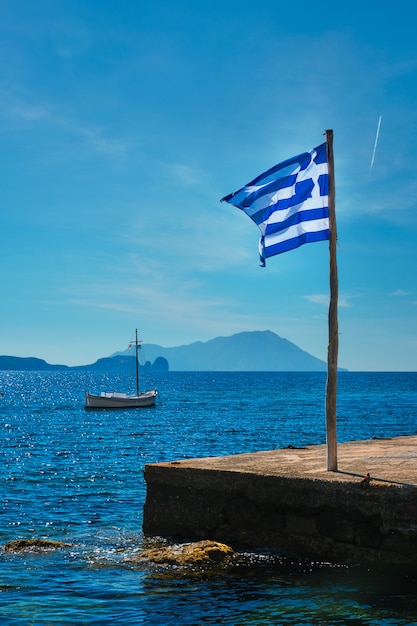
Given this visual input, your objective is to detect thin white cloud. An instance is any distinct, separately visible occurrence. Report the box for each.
[50,17,93,58]
[69,123,129,156]
[124,197,257,272]
[389,289,412,297]
[304,294,351,307]
[165,163,203,186]
[11,104,48,121]
[305,294,328,306]
[68,278,242,346]
[1,91,129,158]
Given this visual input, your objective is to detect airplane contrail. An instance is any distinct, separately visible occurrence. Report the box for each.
[370,115,382,173]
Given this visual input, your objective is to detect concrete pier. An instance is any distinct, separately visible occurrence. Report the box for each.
[143,435,417,563]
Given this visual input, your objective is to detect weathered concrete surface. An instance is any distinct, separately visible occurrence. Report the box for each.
[143,436,417,564]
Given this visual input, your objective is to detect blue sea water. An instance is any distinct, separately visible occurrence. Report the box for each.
[1,370,417,625]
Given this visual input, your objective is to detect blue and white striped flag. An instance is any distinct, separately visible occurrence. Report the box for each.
[221,142,329,266]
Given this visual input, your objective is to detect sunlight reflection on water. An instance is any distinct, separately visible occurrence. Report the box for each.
[1,371,417,623]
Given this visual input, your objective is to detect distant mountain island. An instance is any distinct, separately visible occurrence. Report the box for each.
[0,356,70,371]
[0,330,345,372]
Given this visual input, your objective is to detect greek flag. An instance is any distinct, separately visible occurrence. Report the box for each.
[221,142,329,266]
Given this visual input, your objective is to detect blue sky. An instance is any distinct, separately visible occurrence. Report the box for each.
[1,0,416,371]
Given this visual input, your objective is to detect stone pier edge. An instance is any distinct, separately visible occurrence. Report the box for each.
[143,436,417,564]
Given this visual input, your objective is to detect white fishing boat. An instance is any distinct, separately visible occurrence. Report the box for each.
[85,330,158,409]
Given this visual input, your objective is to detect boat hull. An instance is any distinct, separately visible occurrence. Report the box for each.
[85,389,157,409]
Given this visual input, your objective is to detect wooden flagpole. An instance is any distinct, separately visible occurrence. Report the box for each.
[325,129,338,471]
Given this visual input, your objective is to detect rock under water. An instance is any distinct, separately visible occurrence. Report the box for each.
[3,539,71,552]
[139,539,234,566]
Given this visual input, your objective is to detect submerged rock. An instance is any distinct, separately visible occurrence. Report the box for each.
[3,539,71,552]
[140,539,234,566]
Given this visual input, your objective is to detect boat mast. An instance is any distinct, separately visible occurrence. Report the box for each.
[135,329,141,395]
